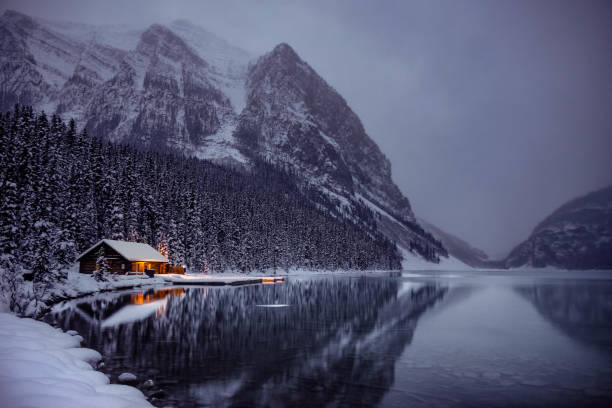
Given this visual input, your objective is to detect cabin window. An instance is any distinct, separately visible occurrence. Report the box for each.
[132,262,145,272]
[121,264,125,270]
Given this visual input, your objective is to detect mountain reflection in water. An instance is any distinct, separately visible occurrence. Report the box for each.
[50,277,446,407]
[517,282,612,350]
[49,272,612,407]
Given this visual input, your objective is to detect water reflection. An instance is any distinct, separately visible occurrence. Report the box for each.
[50,278,446,407]
[517,282,612,350]
[60,288,185,327]
[130,288,185,305]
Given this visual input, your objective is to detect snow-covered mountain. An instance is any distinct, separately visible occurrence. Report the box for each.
[505,185,612,269]
[0,10,446,262]
[418,219,494,268]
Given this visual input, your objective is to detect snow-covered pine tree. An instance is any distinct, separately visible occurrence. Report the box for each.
[108,193,125,241]
[93,246,111,282]
[0,112,27,312]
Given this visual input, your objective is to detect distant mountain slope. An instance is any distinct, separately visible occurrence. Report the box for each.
[505,185,612,269]
[0,10,446,263]
[418,219,491,268]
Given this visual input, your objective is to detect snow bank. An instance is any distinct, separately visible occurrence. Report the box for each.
[0,313,153,408]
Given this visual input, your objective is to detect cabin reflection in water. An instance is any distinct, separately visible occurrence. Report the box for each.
[131,288,185,305]
[63,288,186,327]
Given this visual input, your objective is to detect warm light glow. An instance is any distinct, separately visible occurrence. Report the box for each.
[262,277,284,284]
[157,243,168,258]
[130,288,185,305]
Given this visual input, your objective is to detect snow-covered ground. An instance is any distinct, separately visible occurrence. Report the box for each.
[54,265,166,297]
[0,264,165,316]
[0,313,153,408]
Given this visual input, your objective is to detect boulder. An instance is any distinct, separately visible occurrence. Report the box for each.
[118,372,138,384]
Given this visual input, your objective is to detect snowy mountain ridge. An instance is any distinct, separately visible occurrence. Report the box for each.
[0,10,446,262]
[418,218,494,268]
[505,184,612,269]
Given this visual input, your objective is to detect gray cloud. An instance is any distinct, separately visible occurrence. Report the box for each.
[3,0,611,257]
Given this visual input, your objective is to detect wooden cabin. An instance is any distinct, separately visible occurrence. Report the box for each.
[77,239,177,275]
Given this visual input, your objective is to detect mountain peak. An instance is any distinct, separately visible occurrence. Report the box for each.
[2,9,37,28]
[138,23,204,64]
[273,42,295,53]
[255,42,311,78]
[142,23,174,38]
[2,9,28,19]
[271,42,299,61]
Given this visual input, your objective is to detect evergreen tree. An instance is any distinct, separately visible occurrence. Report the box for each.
[93,246,110,282]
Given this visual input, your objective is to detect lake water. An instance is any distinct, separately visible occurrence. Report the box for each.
[48,271,612,407]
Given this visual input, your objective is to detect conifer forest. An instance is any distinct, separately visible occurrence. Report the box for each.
[0,106,402,286]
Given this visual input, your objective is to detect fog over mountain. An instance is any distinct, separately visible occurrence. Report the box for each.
[2,0,611,258]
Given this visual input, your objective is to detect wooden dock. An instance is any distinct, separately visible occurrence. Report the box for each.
[161,274,284,286]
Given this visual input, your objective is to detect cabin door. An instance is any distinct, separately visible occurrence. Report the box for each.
[132,262,145,273]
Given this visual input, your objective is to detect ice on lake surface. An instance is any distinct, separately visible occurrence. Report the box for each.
[48,270,612,407]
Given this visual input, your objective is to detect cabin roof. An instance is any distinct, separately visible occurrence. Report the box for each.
[77,239,169,263]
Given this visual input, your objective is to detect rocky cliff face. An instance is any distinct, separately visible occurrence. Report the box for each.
[238,44,413,220]
[84,24,234,151]
[505,185,612,269]
[0,10,445,261]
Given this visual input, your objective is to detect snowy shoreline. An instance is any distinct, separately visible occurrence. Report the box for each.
[0,265,166,317]
[44,270,166,310]
[0,266,166,408]
[0,312,153,408]
[0,267,396,408]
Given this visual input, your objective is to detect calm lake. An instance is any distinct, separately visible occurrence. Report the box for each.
[48,271,612,407]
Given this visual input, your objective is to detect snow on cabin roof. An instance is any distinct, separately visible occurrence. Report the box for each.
[77,239,169,263]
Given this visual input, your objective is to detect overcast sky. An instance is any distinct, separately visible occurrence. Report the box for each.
[4,0,612,257]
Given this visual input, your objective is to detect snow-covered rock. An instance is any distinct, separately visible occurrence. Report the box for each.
[0,312,153,408]
[118,372,138,384]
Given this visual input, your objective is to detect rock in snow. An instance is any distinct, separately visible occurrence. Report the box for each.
[118,372,138,384]
[0,312,153,408]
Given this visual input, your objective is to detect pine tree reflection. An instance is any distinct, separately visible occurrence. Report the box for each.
[51,278,446,407]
